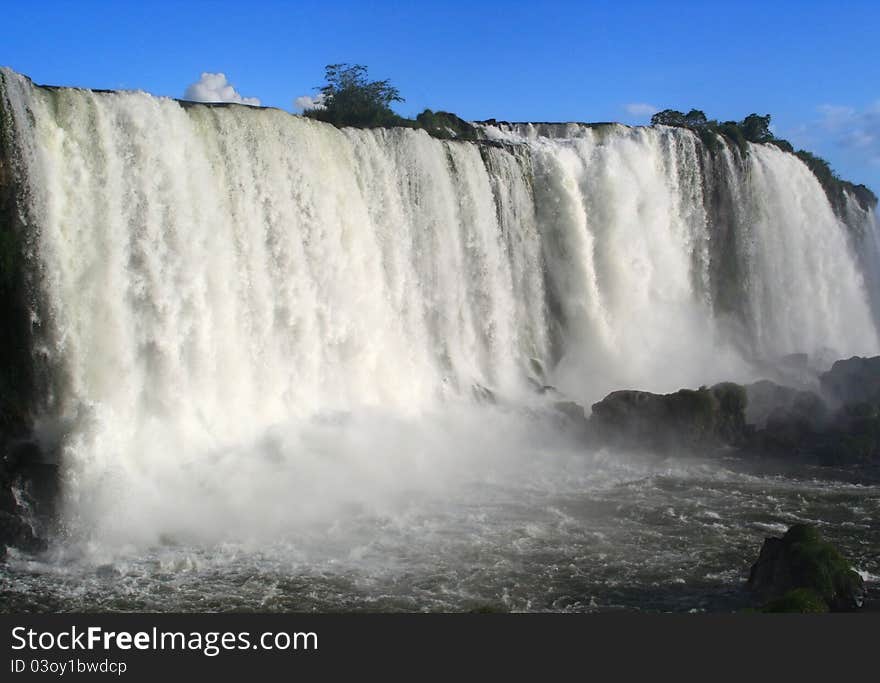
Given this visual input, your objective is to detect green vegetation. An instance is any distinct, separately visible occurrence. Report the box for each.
[761,588,829,613]
[650,109,877,213]
[415,109,479,141]
[779,524,863,605]
[749,524,865,612]
[299,64,464,136]
[666,387,718,434]
[651,109,773,151]
[303,64,406,128]
[302,63,478,141]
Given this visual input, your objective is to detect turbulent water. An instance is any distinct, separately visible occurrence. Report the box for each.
[1,69,879,612]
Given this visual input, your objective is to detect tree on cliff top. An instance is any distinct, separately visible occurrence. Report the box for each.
[739,113,773,143]
[303,63,405,128]
[650,109,710,128]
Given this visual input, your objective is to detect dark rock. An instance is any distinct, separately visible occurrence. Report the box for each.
[711,382,748,444]
[553,400,587,423]
[812,403,880,465]
[2,80,53,559]
[758,408,815,453]
[471,384,496,404]
[589,382,747,453]
[415,110,480,141]
[1,433,57,557]
[808,357,880,465]
[0,509,45,554]
[528,358,546,382]
[744,380,827,428]
[742,369,880,465]
[581,356,880,466]
[751,398,827,459]
[820,356,880,406]
[747,524,865,612]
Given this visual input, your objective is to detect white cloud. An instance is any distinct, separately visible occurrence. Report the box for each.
[293,93,325,112]
[183,73,261,106]
[818,104,856,127]
[624,102,659,118]
[817,102,880,163]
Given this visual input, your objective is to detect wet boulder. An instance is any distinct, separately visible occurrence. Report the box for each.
[820,356,880,406]
[748,524,865,612]
[740,378,880,464]
[744,380,827,429]
[589,382,747,453]
[812,402,880,465]
[0,509,44,554]
[743,369,880,465]
[1,429,57,559]
[752,403,826,458]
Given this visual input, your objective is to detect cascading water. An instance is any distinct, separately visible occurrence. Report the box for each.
[1,69,879,611]
[847,195,880,327]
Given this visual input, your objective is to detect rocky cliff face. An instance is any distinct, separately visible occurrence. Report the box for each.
[0,89,56,560]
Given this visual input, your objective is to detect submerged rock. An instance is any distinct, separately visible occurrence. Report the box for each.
[747,524,865,612]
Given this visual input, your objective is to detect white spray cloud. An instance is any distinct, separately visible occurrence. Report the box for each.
[293,93,325,111]
[624,102,659,118]
[184,72,261,106]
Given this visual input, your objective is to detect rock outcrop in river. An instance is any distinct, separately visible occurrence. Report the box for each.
[748,524,866,612]
[586,355,880,468]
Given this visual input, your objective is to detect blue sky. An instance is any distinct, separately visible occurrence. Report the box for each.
[3,0,879,190]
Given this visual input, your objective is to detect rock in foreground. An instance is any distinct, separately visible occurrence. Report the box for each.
[747,524,865,612]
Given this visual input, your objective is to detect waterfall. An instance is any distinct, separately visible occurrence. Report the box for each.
[2,69,877,547]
